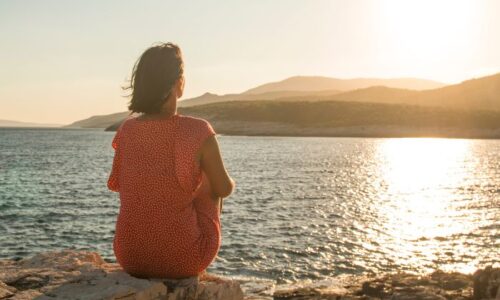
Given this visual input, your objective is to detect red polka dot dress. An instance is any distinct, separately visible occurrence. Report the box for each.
[107,114,221,279]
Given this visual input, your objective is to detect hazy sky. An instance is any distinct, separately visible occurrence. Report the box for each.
[1,0,499,124]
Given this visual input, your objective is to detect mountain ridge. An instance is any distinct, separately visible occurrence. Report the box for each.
[0,119,63,127]
[243,75,446,94]
[64,73,499,132]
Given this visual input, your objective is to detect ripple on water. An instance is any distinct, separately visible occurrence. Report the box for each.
[0,130,499,282]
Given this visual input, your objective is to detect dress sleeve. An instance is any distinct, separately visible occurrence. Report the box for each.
[174,118,216,195]
[195,120,216,156]
[111,129,120,150]
[107,123,125,192]
[192,120,216,192]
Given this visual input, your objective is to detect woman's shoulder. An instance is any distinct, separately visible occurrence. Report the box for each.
[176,115,216,141]
[177,114,213,129]
[116,115,137,131]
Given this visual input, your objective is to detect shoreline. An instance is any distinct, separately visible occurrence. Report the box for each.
[0,250,498,299]
[102,119,500,140]
[4,121,500,140]
[208,121,500,140]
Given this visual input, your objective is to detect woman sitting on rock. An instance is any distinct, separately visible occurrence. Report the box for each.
[107,42,235,280]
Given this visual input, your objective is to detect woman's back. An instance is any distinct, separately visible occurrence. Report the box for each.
[108,114,221,279]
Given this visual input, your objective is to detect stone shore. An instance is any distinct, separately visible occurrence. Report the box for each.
[0,250,244,300]
[0,250,498,300]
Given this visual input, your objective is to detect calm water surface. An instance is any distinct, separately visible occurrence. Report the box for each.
[0,128,498,283]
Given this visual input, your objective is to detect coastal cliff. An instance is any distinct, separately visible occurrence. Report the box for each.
[0,250,498,299]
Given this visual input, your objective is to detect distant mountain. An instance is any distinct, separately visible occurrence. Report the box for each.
[178,76,445,107]
[0,119,63,127]
[105,99,500,138]
[68,73,499,134]
[243,76,446,94]
[322,86,417,105]
[178,92,222,107]
[412,73,500,110]
[317,73,500,111]
[177,89,341,107]
[68,90,343,128]
[64,111,132,128]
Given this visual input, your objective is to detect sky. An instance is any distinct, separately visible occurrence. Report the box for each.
[1,0,499,124]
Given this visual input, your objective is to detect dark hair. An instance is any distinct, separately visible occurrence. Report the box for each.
[124,42,183,114]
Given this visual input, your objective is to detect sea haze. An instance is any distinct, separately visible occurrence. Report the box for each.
[0,127,498,283]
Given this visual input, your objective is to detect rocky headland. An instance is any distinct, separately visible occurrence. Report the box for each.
[0,250,498,300]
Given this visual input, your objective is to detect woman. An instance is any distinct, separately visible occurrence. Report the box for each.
[107,42,235,280]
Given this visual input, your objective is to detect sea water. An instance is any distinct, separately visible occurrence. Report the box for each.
[0,127,498,283]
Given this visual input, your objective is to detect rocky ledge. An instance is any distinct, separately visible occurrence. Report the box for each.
[0,250,244,299]
[265,267,500,300]
[0,250,498,300]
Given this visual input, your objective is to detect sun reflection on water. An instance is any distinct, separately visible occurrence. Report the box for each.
[374,138,478,273]
[380,138,470,194]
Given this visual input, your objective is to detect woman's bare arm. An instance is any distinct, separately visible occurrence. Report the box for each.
[199,135,235,199]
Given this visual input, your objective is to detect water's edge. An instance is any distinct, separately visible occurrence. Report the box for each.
[0,250,498,299]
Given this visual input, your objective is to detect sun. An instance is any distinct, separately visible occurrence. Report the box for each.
[377,0,479,67]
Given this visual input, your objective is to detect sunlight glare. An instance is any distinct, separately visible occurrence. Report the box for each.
[378,0,479,65]
[374,138,476,272]
[380,138,469,194]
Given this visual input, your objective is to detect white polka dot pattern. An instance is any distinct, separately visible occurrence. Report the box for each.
[107,114,220,279]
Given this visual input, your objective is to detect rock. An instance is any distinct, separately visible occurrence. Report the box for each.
[192,279,243,299]
[18,249,105,271]
[430,270,471,291]
[0,250,244,300]
[473,266,500,300]
[6,274,50,291]
[156,274,245,300]
[7,289,44,300]
[361,280,390,298]
[273,278,350,299]
[0,251,496,300]
[0,281,16,298]
[391,273,437,288]
[391,288,447,300]
[231,276,275,299]
[34,272,168,300]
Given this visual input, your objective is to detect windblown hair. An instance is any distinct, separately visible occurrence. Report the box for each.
[124,42,184,114]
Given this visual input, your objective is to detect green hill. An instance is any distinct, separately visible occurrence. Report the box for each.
[413,73,500,110]
[104,99,500,138]
[177,89,341,108]
[69,72,500,138]
[322,73,500,111]
[64,111,131,128]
